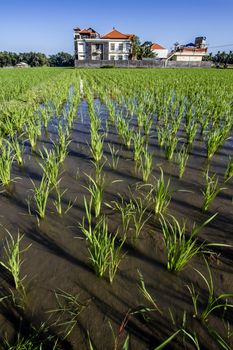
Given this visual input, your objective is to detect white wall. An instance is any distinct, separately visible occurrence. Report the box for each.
[77,42,85,53]
[109,54,129,60]
[109,41,131,60]
[152,49,168,59]
[175,55,203,62]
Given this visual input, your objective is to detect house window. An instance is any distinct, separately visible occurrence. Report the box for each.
[118,43,123,51]
[126,43,131,51]
[118,55,123,60]
[110,55,115,60]
[110,43,115,51]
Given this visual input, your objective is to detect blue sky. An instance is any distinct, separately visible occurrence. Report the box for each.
[0,0,233,55]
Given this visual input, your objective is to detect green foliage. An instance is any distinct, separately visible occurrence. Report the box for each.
[49,52,74,67]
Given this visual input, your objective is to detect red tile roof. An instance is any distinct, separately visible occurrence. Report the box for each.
[151,43,166,50]
[101,29,134,40]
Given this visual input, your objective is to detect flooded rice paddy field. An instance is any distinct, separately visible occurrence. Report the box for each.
[0,68,232,349]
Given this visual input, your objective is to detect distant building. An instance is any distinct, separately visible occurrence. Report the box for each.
[168,37,208,62]
[74,27,134,62]
[16,62,30,68]
[151,43,168,59]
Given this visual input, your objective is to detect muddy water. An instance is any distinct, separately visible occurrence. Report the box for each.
[0,99,232,349]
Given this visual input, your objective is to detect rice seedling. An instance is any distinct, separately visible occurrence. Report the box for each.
[81,192,126,281]
[107,195,134,235]
[206,129,224,159]
[2,115,15,138]
[54,124,71,164]
[3,324,62,350]
[201,115,210,135]
[176,145,189,179]
[224,157,233,182]
[0,230,31,290]
[108,233,126,284]
[10,136,24,166]
[80,195,93,238]
[164,133,178,161]
[156,125,168,148]
[90,132,104,164]
[115,113,124,132]
[138,271,162,313]
[139,146,153,182]
[52,180,73,216]
[137,108,146,130]
[159,213,217,272]
[133,131,145,163]
[27,121,38,151]
[39,147,60,187]
[154,312,201,350]
[80,215,125,281]
[186,122,199,145]
[84,173,105,218]
[143,115,153,136]
[30,175,50,219]
[106,100,116,124]
[202,169,225,212]
[147,168,171,215]
[130,195,152,238]
[187,259,233,322]
[39,104,52,130]
[108,143,120,170]
[49,289,90,339]
[0,141,15,187]
[122,127,133,149]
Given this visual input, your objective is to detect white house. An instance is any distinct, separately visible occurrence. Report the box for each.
[168,37,208,62]
[74,27,134,61]
[151,43,168,59]
[16,62,30,68]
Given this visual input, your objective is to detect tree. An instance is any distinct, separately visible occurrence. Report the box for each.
[140,41,155,59]
[205,51,233,67]
[129,37,155,60]
[18,52,48,67]
[129,36,141,60]
[49,52,74,67]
